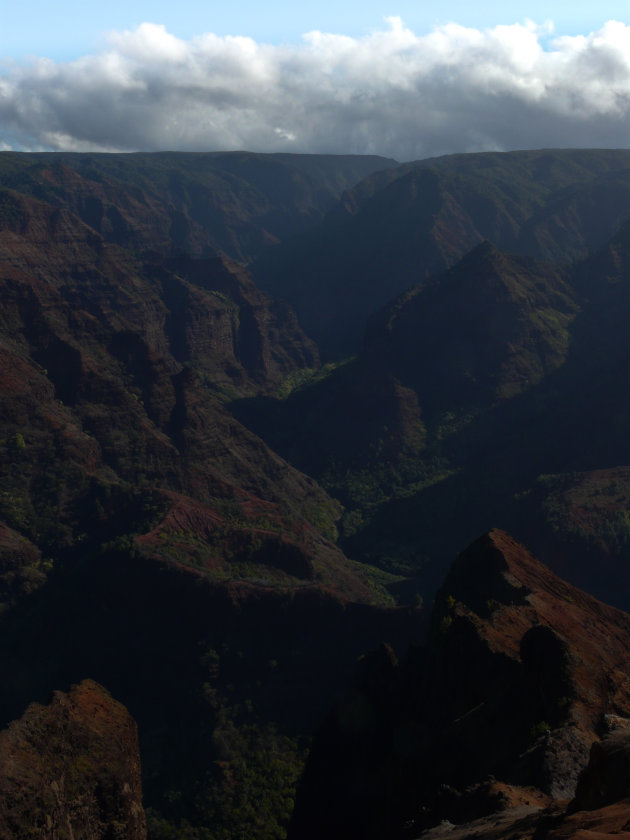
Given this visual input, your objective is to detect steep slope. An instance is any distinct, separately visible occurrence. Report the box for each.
[254,148,630,356]
[363,241,577,410]
[0,154,424,838]
[234,243,580,583]
[289,530,630,840]
[0,545,425,838]
[0,151,397,264]
[0,679,146,839]
[0,185,379,598]
[239,223,630,608]
[355,222,630,604]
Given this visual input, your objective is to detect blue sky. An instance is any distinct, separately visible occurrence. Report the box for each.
[4,0,629,61]
[2,2,630,157]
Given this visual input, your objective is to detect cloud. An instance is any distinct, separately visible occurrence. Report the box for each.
[2,19,630,159]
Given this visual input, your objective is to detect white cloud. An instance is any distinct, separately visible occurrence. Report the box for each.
[2,18,630,159]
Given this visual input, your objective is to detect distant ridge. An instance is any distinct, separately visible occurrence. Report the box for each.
[253,147,630,356]
[0,150,397,264]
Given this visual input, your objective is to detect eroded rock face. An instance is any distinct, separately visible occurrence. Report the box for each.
[289,530,630,840]
[0,679,146,839]
[572,729,630,812]
[0,185,370,597]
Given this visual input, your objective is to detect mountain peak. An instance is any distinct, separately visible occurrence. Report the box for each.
[0,680,146,839]
[291,531,630,838]
[441,528,533,615]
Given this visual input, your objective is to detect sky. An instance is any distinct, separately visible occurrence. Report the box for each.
[2,1,630,160]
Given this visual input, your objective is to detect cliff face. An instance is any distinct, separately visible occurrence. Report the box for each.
[254,148,630,357]
[0,151,419,837]
[363,242,577,410]
[289,530,630,840]
[0,184,375,597]
[0,188,318,394]
[0,151,396,264]
[0,680,146,840]
[246,219,630,611]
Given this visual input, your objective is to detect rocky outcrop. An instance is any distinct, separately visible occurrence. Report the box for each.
[417,727,630,840]
[572,728,630,811]
[0,679,146,839]
[289,530,630,839]
[0,548,426,838]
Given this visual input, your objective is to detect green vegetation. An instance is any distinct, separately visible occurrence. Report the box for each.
[534,471,630,558]
[7,432,26,453]
[275,359,352,400]
[355,564,407,608]
[439,615,453,635]
[529,720,551,742]
[146,722,306,840]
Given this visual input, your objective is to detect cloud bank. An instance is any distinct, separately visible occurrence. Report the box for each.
[2,18,630,160]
